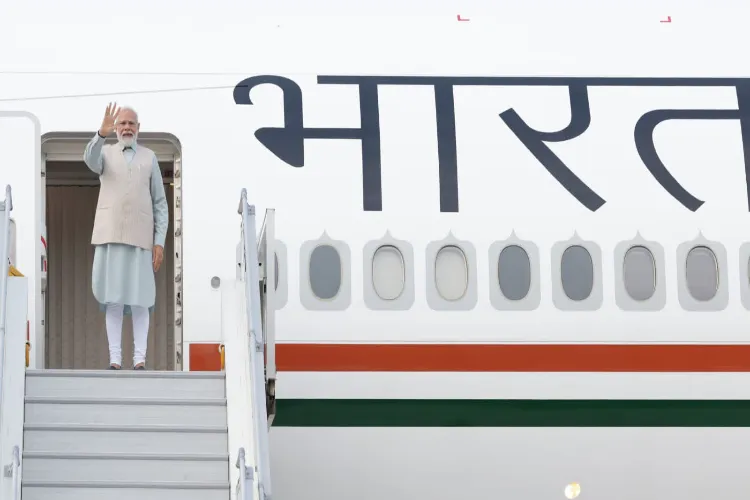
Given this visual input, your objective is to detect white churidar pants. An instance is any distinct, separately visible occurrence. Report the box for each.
[105,303,149,366]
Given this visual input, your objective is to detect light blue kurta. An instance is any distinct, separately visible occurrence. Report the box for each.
[83,133,169,315]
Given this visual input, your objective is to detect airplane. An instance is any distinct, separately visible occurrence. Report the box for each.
[1,3,750,500]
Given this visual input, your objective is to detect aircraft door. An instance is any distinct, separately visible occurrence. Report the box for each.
[257,208,276,424]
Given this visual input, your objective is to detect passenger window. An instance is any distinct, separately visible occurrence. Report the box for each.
[372,245,406,300]
[497,245,531,300]
[560,245,594,301]
[309,245,342,300]
[685,245,719,301]
[274,253,279,291]
[623,245,657,301]
[739,243,750,311]
[434,245,469,301]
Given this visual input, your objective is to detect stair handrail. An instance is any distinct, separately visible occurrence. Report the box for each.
[11,445,19,500]
[0,184,12,412]
[2,445,20,500]
[235,447,254,500]
[0,185,18,500]
[238,188,272,500]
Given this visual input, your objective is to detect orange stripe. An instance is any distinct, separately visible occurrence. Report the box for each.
[276,344,750,372]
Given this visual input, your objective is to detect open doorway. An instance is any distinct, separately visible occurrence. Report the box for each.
[41,132,182,370]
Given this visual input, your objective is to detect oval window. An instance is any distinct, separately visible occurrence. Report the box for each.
[623,245,656,301]
[435,245,469,301]
[309,245,342,300]
[497,245,531,301]
[372,245,406,300]
[685,245,718,301]
[560,245,594,301]
[274,252,280,291]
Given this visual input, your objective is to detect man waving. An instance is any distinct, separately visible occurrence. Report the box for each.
[83,103,169,370]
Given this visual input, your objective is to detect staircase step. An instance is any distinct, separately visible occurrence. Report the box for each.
[24,423,229,455]
[21,370,231,498]
[23,451,229,483]
[24,396,227,426]
[22,480,230,500]
[25,369,225,399]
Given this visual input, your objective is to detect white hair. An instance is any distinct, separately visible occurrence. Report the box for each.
[118,106,139,124]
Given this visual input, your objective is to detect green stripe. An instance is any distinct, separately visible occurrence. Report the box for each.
[273,399,750,427]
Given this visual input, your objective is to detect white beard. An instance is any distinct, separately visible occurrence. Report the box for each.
[117,132,137,147]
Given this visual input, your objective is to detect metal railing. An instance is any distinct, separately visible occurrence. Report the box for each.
[0,184,13,412]
[235,447,254,500]
[238,188,272,500]
[3,446,20,500]
[0,185,20,500]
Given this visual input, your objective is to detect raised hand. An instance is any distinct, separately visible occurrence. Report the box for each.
[99,102,120,137]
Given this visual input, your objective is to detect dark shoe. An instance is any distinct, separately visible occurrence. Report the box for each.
[109,364,121,370]
[134,364,145,370]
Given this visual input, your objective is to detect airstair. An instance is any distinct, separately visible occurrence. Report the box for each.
[22,369,230,499]
[0,187,274,500]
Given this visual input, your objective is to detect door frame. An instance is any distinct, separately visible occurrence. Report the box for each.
[40,131,183,370]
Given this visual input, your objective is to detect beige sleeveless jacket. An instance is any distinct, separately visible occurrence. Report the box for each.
[90,143,156,250]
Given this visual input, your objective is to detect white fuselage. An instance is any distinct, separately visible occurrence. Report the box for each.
[1,4,750,499]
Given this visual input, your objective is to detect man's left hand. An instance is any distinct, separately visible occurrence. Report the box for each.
[153,245,164,272]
